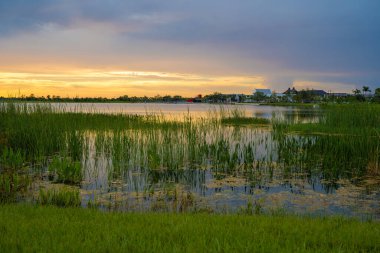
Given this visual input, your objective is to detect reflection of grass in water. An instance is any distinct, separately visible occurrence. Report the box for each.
[1,204,379,252]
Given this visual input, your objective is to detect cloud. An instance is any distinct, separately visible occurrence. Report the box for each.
[0,70,264,97]
[0,0,177,35]
[0,0,379,93]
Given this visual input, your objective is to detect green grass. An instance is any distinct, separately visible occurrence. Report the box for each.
[0,102,264,176]
[38,188,81,207]
[259,102,318,107]
[0,205,379,253]
[279,104,380,135]
[0,148,30,203]
[272,104,380,179]
[219,106,271,125]
[48,156,82,184]
[221,117,270,125]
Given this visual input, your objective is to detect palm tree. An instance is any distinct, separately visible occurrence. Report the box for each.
[353,89,361,95]
[362,86,371,96]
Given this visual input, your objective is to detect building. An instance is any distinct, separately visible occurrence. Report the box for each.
[283,87,298,95]
[253,89,272,97]
[328,93,349,97]
[223,94,245,103]
[309,90,327,97]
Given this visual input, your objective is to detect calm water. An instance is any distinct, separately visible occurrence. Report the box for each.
[31,103,378,219]
[48,102,319,120]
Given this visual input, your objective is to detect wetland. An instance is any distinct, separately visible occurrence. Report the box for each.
[0,102,379,219]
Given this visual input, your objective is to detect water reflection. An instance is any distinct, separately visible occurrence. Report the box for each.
[44,102,321,122]
[65,119,380,219]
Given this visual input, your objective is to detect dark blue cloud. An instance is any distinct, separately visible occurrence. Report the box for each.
[0,0,68,34]
[133,1,380,73]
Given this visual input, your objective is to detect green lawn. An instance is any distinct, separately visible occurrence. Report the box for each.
[0,205,379,253]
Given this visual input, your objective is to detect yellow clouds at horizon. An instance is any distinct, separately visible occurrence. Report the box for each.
[0,69,266,98]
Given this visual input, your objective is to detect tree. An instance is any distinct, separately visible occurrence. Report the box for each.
[118,95,129,101]
[353,89,364,101]
[373,88,380,102]
[362,86,371,96]
[205,92,225,103]
[252,92,266,102]
[294,89,313,103]
[162,95,172,102]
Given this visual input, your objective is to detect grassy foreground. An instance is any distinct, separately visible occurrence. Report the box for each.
[0,205,379,253]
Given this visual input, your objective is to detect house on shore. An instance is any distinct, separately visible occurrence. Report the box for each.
[309,90,327,97]
[283,87,298,96]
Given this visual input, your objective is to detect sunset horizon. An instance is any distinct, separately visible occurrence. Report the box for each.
[1,1,380,251]
[1,1,379,97]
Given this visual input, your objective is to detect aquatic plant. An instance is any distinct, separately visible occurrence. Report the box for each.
[38,188,81,207]
[0,148,30,203]
[48,156,83,185]
[221,117,270,125]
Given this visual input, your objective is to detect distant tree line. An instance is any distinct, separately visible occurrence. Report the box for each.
[1,86,379,103]
[0,94,192,103]
[253,86,380,104]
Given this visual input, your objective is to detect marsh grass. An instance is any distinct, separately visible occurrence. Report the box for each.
[1,102,380,214]
[0,102,187,161]
[0,148,30,203]
[48,156,82,185]
[221,117,270,125]
[219,107,270,126]
[280,104,380,135]
[38,188,81,207]
[274,104,380,179]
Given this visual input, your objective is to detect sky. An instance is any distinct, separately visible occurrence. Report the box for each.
[0,0,379,97]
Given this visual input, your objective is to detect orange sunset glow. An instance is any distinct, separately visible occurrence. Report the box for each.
[0,69,265,97]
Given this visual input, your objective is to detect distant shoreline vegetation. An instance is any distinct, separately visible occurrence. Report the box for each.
[1,87,379,104]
